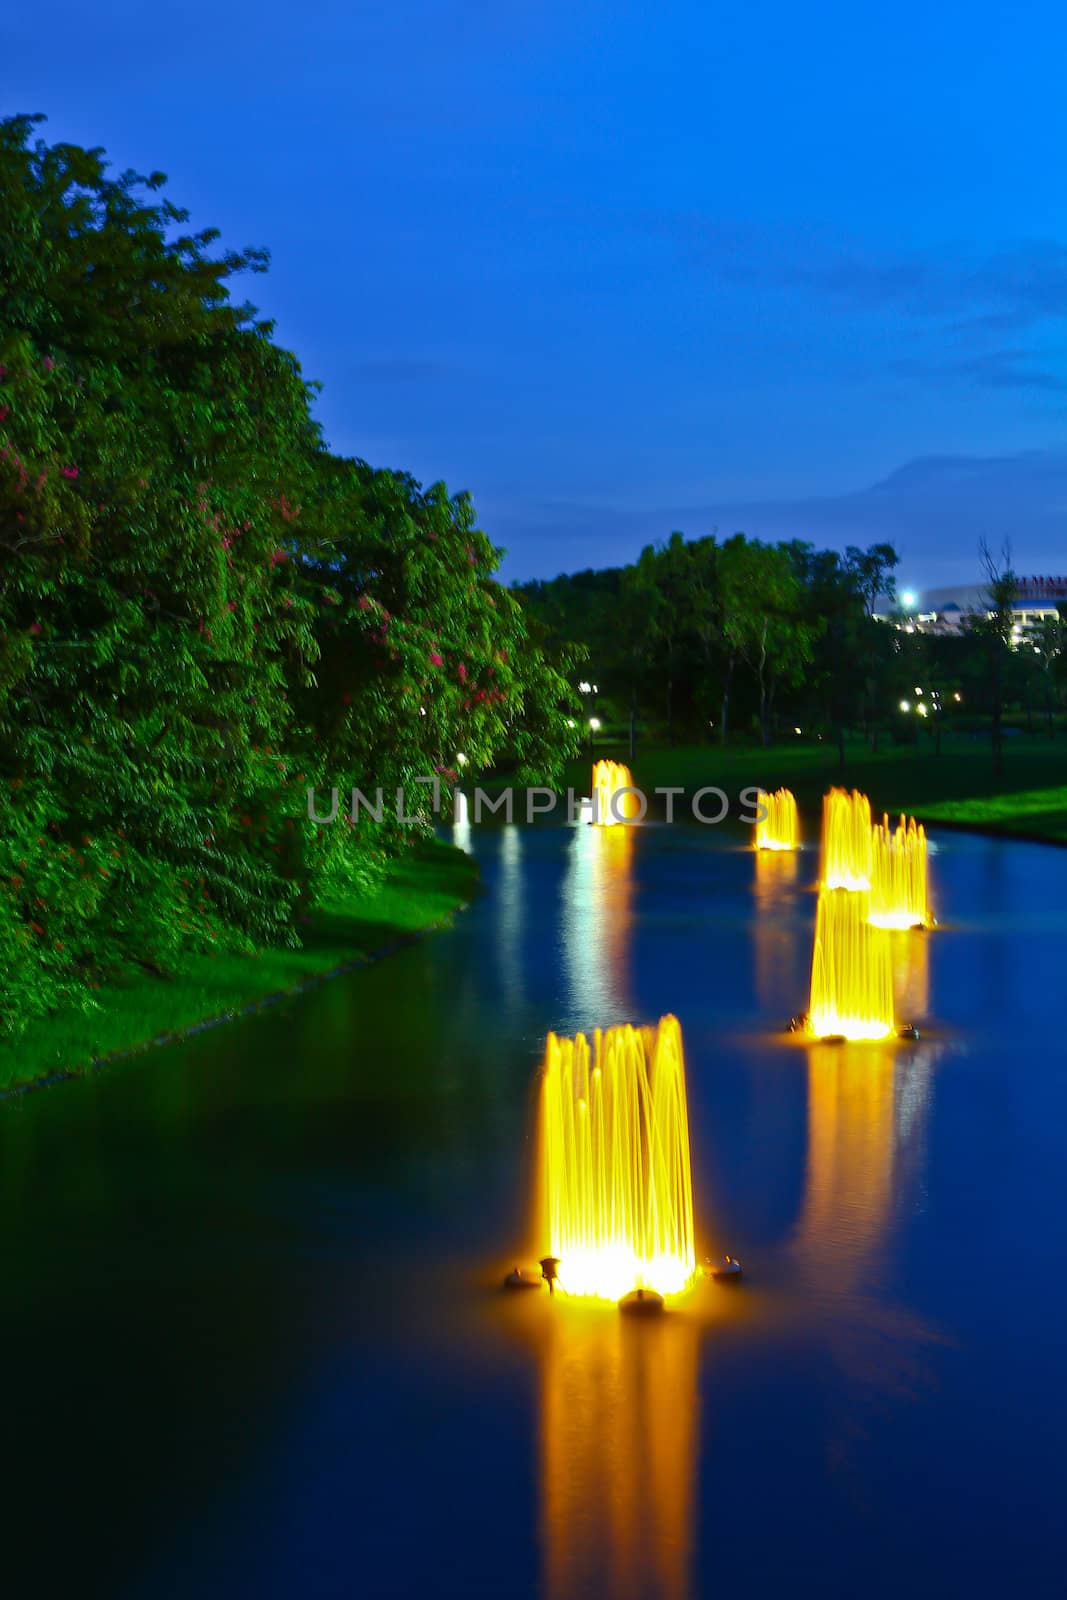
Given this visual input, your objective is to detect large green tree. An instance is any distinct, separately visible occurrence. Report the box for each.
[0,115,578,1036]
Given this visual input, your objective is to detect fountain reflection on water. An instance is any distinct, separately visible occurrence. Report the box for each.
[753,847,803,1013]
[539,1304,699,1600]
[562,822,635,1030]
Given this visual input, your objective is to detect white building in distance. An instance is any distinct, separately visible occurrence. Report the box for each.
[875,576,1067,641]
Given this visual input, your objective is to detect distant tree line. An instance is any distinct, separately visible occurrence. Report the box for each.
[517,533,1067,763]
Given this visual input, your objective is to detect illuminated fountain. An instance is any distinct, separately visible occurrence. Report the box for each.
[754,787,800,851]
[539,1015,696,1301]
[808,887,895,1041]
[869,814,930,929]
[451,787,471,853]
[820,787,873,890]
[590,760,641,826]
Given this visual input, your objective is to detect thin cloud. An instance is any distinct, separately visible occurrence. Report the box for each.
[889,348,1067,393]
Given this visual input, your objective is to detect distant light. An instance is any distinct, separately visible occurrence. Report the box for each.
[917,703,929,718]
[592,683,599,693]
[794,726,802,735]
[578,680,592,694]
[566,718,576,728]
[914,686,923,695]
[902,590,916,608]
[899,700,911,712]
[589,717,601,731]
[456,752,468,766]
[953,692,962,703]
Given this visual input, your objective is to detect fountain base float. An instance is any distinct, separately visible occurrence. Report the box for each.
[503,1266,544,1291]
[786,1010,920,1043]
[619,1287,665,1315]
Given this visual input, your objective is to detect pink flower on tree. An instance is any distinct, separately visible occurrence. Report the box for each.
[429,651,443,667]
[60,466,78,479]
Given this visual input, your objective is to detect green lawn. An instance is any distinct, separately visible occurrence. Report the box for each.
[0,839,479,1095]
[565,733,1067,843]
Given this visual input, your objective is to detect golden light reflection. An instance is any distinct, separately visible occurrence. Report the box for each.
[869,814,930,929]
[797,1043,897,1269]
[808,887,895,1040]
[753,847,801,1013]
[892,927,930,1021]
[540,1305,699,1600]
[820,787,873,890]
[540,1017,696,1300]
[790,1038,940,1455]
[754,786,800,850]
[591,760,641,825]
[562,821,635,1028]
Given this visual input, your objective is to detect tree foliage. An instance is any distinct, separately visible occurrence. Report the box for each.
[0,115,578,1037]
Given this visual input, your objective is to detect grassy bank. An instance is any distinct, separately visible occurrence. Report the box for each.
[566,733,1067,843]
[0,840,478,1095]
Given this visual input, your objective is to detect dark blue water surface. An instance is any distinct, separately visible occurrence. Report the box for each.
[3,822,1067,1599]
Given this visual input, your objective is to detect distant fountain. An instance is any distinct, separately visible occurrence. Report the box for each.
[820,788,873,890]
[539,1016,696,1300]
[869,814,929,929]
[808,887,895,1040]
[451,787,471,853]
[754,787,800,851]
[590,760,640,826]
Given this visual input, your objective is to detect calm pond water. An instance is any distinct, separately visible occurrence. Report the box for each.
[3,821,1067,1599]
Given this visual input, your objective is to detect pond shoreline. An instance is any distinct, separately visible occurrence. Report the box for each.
[0,841,479,1101]
[0,916,471,1103]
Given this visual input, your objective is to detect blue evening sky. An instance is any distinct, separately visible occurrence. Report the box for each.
[6,1,1067,590]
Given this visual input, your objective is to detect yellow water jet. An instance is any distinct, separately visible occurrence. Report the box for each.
[869,814,929,929]
[591,760,641,825]
[539,1016,696,1300]
[820,788,873,890]
[808,887,895,1041]
[754,787,800,851]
